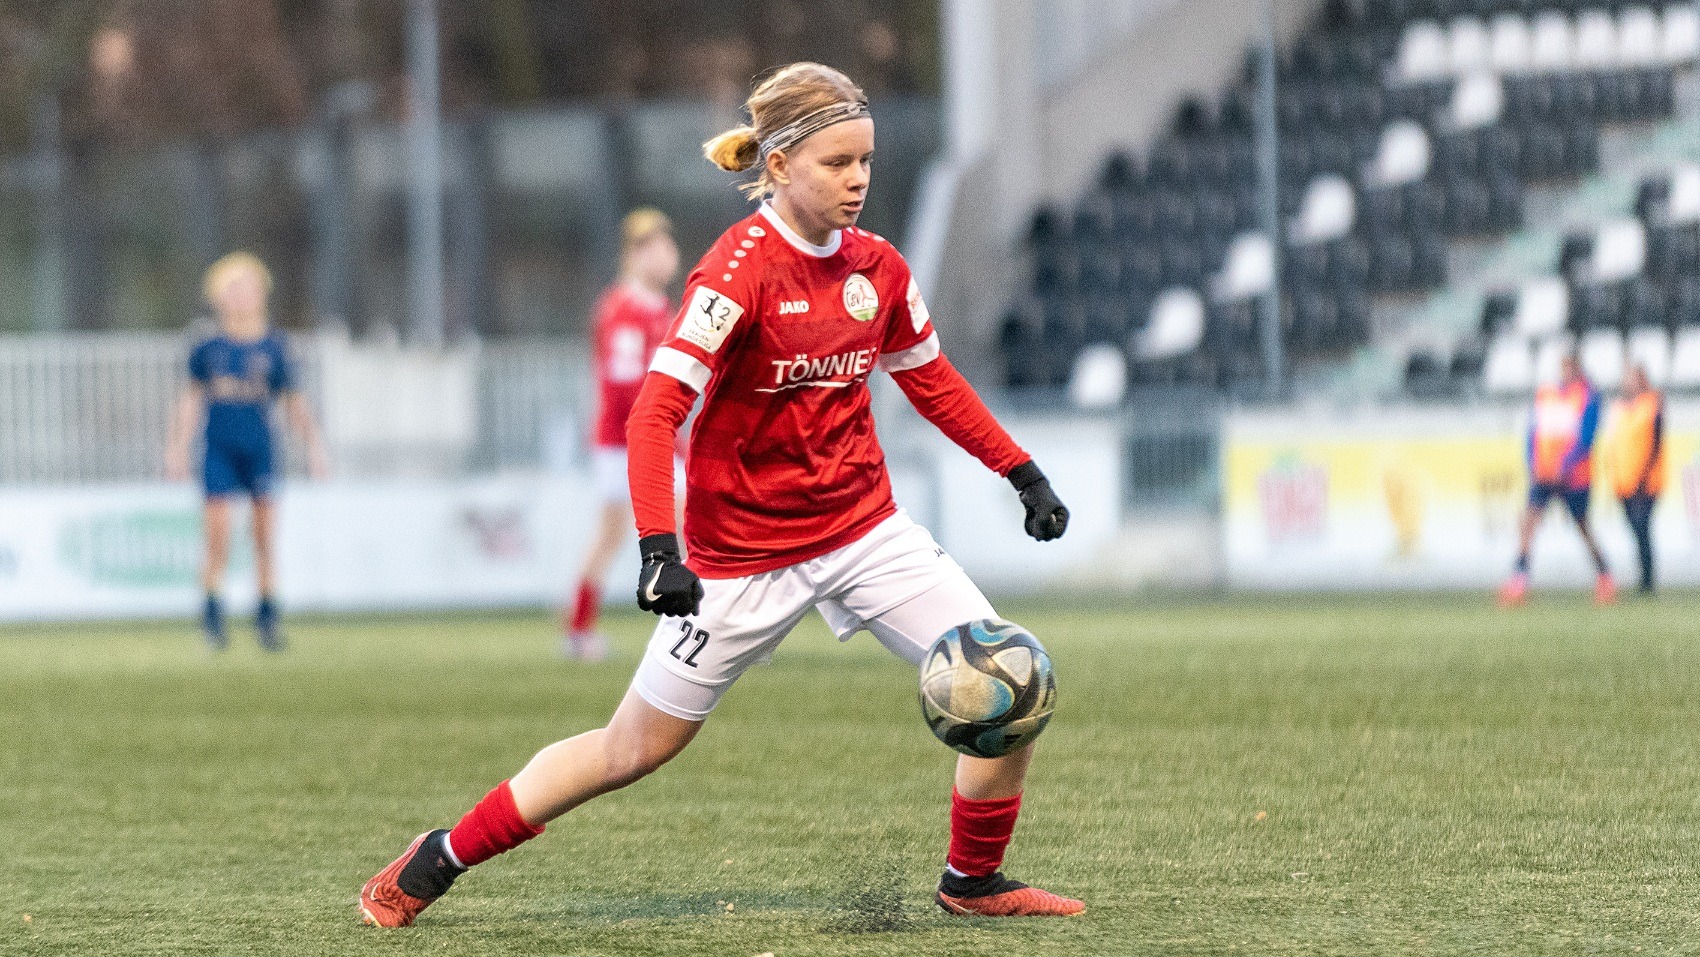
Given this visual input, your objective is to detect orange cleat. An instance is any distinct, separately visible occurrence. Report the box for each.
[1594,573,1617,605]
[1497,572,1530,608]
[936,872,1085,917]
[359,832,451,928]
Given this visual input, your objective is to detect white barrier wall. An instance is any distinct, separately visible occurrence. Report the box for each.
[0,476,599,621]
[1224,402,1700,589]
[0,413,1125,622]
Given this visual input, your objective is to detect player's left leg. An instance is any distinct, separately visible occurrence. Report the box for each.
[1623,493,1655,593]
[821,519,1083,917]
[562,500,628,660]
[200,497,234,650]
[1565,490,1615,604]
[250,495,284,651]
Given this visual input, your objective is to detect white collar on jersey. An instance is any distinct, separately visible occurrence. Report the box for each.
[759,201,841,258]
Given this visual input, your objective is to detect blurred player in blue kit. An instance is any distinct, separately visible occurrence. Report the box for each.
[165,253,328,651]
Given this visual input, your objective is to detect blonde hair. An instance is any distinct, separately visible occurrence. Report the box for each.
[703,62,869,199]
[202,251,272,304]
[621,207,673,255]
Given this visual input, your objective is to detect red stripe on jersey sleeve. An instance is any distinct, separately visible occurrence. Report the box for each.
[626,371,697,537]
[890,355,1030,477]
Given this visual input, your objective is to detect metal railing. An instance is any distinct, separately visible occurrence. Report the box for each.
[0,333,589,486]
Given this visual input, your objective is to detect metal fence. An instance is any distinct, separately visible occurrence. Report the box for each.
[0,333,588,486]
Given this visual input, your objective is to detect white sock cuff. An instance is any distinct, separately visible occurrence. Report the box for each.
[441,831,466,870]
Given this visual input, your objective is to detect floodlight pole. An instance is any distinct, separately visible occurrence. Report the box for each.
[405,0,446,348]
[30,94,68,333]
[1253,0,1285,398]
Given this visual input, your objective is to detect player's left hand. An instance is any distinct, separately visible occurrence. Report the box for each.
[1008,461,1069,542]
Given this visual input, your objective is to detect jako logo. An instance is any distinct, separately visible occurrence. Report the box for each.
[778,300,810,315]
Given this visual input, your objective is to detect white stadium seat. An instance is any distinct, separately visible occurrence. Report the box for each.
[1666,164,1700,224]
[1447,17,1491,75]
[1484,334,1536,394]
[1137,288,1206,360]
[1580,329,1626,388]
[1626,325,1672,385]
[1290,175,1356,245]
[1529,12,1575,72]
[1574,10,1618,69]
[1534,334,1575,386]
[1214,232,1275,302]
[1513,276,1570,339]
[1663,4,1700,65]
[1398,20,1451,82]
[1668,328,1700,388]
[1616,7,1663,67]
[1450,72,1504,130]
[1067,343,1127,410]
[1370,120,1432,186]
[1489,14,1533,73]
[1589,218,1647,283]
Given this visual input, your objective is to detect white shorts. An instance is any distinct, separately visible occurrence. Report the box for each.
[591,447,684,507]
[631,510,997,721]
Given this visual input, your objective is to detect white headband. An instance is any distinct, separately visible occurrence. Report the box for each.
[758,101,872,161]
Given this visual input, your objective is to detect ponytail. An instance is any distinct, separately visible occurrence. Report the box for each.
[702,125,760,173]
[702,63,868,200]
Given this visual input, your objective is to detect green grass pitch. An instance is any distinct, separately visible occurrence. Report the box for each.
[4,592,1699,955]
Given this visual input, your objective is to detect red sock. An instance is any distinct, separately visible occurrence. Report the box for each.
[446,780,544,868]
[568,580,600,633]
[947,788,1022,877]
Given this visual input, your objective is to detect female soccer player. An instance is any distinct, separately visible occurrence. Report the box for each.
[360,63,1080,926]
[165,252,328,650]
[560,209,681,661]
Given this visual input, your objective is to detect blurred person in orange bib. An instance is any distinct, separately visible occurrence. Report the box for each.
[560,209,682,661]
[1499,352,1614,606]
[1603,364,1665,595]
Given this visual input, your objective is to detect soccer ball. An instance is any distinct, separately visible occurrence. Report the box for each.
[919,619,1056,759]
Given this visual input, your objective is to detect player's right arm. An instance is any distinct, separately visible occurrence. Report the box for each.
[164,386,205,483]
[625,240,756,616]
[165,342,213,483]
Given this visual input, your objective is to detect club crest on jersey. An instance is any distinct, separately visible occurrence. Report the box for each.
[842,273,878,323]
[679,286,745,354]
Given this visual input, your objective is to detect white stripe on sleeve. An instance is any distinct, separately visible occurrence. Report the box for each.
[649,346,712,392]
[878,332,941,373]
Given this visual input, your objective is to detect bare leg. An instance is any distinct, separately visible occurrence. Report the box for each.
[201,498,233,594]
[508,686,701,825]
[574,502,631,599]
[1514,505,1541,568]
[955,744,1035,801]
[251,496,277,596]
[1572,512,1609,575]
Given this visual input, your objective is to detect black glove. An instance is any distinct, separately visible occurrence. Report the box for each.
[636,533,703,617]
[1008,461,1069,542]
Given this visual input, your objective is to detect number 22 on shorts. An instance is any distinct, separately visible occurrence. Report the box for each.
[670,620,709,667]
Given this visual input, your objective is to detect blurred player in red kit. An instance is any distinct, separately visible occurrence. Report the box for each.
[560,209,681,661]
[360,63,1080,926]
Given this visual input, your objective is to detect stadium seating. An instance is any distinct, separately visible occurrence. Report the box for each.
[999,0,1691,400]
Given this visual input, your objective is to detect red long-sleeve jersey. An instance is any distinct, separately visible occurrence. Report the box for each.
[627,203,1028,578]
[589,283,673,449]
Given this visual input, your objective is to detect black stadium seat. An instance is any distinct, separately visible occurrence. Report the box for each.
[1480,289,1517,337]
[998,0,1686,396]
